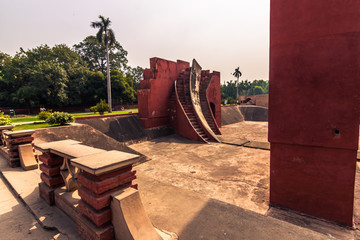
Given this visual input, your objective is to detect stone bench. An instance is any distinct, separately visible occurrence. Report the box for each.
[0,125,14,146]
[36,139,141,240]
[35,139,107,204]
[1,129,35,168]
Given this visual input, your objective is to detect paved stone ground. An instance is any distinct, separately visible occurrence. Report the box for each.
[0,121,358,239]
[130,121,360,238]
[132,134,270,215]
[131,122,271,215]
[0,174,59,240]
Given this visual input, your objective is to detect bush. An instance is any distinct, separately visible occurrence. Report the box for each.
[90,99,110,115]
[37,110,52,120]
[227,97,235,104]
[0,111,11,126]
[46,112,74,125]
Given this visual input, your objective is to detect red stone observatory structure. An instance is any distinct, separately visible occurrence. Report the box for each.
[138,57,222,143]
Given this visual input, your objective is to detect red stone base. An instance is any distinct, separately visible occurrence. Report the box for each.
[40,164,61,177]
[78,200,111,227]
[39,182,55,205]
[40,173,64,188]
[76,214,114,240]
[53,188,114,240]
[54,187,80,221]
[0,146,20,167]
[270,143,357,226]
[39,154,63,167]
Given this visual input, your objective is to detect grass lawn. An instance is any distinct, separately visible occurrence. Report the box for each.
[71,109,138,118]
[10,116,38,123]
[12,122,65,131]
[10,109,138,124]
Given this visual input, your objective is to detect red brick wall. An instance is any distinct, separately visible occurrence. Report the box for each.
[138,58,190,128]
[269,0,360,226]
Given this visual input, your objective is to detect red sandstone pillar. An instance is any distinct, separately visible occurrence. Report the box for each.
[72,151,139,240]
[38,152,65,205]
[269,1,360,226]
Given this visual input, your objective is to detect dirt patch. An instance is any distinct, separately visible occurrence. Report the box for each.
[33,123,144,159]
[75,115,174,143]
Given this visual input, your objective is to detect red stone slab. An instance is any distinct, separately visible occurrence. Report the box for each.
[78,182,132,211]
[5,136,34,145]
[40,173,64,188]
[77,170,136,195]
[78,200,111,227]
[40,164,61,177]
[39,154,63,167]
[81,166,132,181]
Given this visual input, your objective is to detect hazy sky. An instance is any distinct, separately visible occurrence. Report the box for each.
[0,0,270,82]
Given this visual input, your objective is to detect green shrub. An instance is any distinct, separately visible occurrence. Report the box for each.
[90,106,97,113]
[0,111,11,126]
[90,99,110,115]
[227,97,235,104]
[46,112,74,125]
[37,110,52,120]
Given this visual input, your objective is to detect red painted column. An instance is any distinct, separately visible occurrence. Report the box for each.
[269,0,360,226]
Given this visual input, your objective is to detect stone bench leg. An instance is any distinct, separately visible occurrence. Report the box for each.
[38,152,64,205]
[76,166,136,240]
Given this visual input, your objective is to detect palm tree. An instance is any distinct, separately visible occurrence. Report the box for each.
[233,67,242,100]
[91,15,116,112]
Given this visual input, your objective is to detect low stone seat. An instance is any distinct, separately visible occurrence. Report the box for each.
[0,125,14,131]
[3,129,34,138]
[0,125,13,146]
[1,129,35,167]
[35,139,107,194]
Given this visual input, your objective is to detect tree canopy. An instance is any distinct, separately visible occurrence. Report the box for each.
[0,39,142,109]
[221,79,269,103]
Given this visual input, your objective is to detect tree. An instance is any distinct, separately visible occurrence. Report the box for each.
[233,67,242,100]
[91,15,116,112]
[74,36,128,73]
[253,85,264,95]
[111,69,136,104]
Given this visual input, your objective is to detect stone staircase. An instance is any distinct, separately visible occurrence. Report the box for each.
[176,69,211,142]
